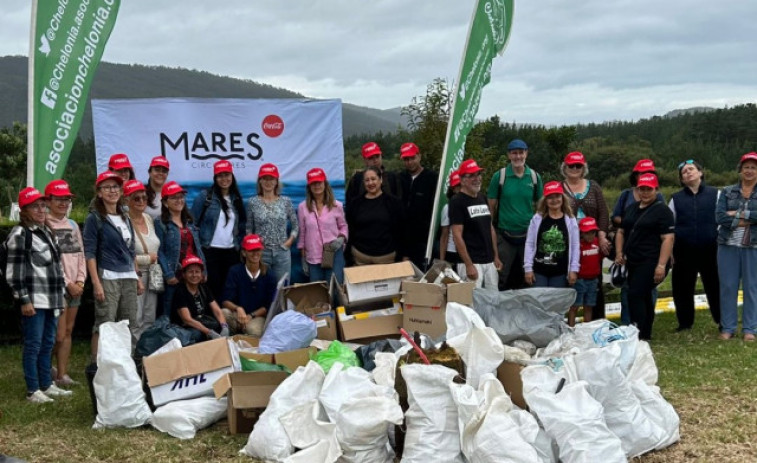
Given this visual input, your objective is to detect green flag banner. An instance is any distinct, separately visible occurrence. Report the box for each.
[425,0,514,260]
[28,0,120,190]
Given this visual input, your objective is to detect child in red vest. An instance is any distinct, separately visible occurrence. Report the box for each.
[569,217,605,326]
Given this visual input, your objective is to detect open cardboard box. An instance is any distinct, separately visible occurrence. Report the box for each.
[333,274,403,342]
[143,338,238,407]
[343,261,418,304]
[277,280,337,341]
[401,280,475,338]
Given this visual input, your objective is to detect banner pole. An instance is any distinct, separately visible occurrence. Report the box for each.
[27,0,38,188]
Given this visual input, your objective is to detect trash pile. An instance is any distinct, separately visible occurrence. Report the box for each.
[87,264,679,463]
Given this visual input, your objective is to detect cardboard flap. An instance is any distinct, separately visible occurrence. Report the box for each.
[447,282,475,306]
[344,261,415,284]
[401,281,446,307]
[213,371,290,406]
[144,338,232,387]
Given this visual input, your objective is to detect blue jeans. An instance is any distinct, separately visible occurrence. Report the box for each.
[621,285,658,325]
[309,248,345,285]
[22,308,58,393]
[717,244,757,335]
[534,273,567,288]
[262,245,292,282]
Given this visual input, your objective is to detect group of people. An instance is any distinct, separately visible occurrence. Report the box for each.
[7,142,756,403]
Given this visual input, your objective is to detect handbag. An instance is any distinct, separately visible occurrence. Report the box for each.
[314,210,335,269]
[134,220,165,293]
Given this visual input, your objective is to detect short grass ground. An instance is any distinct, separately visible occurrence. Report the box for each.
[1,311,755,462]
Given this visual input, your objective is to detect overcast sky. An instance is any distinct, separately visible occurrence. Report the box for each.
[2,0,756,126]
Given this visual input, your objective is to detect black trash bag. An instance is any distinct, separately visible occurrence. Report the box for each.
[135,315,196,358]
[355,339,404,372]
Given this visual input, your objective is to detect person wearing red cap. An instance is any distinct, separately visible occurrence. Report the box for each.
[245,162,298,282]
[487,139,544,290]
[44,180,86,387]
[449,160,501,288]
[615,173,674,340]
[83,172,143,362]
[715,153,757,341]
[156,181,206,315]
[568,217,605,326]
[297,168,348,283]
[124,180,161,342]
[345,141,403,209]
[399,142,439,269]
[144,156,170,220]
[669,159,720,332]
[439,170,462,264]
[524,182,580,288]
[191,160,247,302]
[108,153,136,181]
[220,234,277,337]
[171,256,229,342]
[6,187,68,403]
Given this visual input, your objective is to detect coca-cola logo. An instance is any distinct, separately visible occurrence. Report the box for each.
[262,115,284,138]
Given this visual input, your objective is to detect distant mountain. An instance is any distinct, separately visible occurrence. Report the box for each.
[663,107,715,118]
[0,55,404,138]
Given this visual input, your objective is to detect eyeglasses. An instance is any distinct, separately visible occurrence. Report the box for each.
[99,185,121,192]
[677,159,695,170]
[28,202,47,210]
[51,197,72,203]
[131,195,148,203]
[566,164,583,170]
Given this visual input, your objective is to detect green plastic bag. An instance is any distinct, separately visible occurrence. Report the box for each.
[311,340,361,373]
[240,356,292,374]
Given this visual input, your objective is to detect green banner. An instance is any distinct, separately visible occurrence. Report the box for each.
[28,0,120,190]
[426,0,514,259]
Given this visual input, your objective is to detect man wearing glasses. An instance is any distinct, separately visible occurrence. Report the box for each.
[487,139,544,290]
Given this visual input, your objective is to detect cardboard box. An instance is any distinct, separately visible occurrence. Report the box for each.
[270,280,337,341]
[334,277,403,342]
[213,340,316,434]
[401,281,476,338]
[343,261,417,303]
[497,361,527,410]
[143,338,237,407]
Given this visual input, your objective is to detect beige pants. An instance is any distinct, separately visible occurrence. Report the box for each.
[351,247,396,266]
[222,309,265,337]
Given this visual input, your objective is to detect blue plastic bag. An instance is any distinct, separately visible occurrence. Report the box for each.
[258,310,317,354]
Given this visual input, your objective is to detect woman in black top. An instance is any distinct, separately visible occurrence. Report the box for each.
[346,166,405,265]
[615,173,674,340]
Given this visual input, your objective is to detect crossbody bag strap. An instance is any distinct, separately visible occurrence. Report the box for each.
[623,201,660,253]
[313,208,326,247]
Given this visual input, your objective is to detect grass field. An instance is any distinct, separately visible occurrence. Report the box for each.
[0,311,755,462]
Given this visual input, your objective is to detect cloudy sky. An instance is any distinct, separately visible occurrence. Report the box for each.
[2,0,756,126]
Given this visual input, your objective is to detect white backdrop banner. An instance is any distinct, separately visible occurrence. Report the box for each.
[92,98,345,202]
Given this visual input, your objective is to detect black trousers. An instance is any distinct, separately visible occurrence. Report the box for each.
[203,247,241,303]
[627,260,657,340]
[672,242,721,328]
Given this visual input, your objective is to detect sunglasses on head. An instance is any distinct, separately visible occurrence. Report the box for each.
[677,159,695,170]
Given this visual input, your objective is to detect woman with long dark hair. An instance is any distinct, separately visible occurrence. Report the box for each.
[144,156,170,220]
[191,160,246,301]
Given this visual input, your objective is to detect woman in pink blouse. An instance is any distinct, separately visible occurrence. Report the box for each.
[297,168,348,284]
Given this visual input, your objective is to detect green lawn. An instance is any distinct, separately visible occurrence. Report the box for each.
[0,312,755,462]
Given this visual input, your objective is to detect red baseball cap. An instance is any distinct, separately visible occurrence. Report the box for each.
[636,173,659,189]
[543,181,565,197]
[307,168,327,184]
[400,142,420,158]
[579,217,599,232]
[258,163,279,179]
[213,160,233,176]
[633,159,656,173]
[458,159,483,176]
[95,171,124,187]
[181,255,204,270]
[123,179,146,197]
[242,234,264,251]
[45,179,74,198]
[449,170,461,188]
[108,153,133,170]
[361,142,382,158]
[150,156,170,170]
[564,151,586,165]
[161,181,186,197]
[739,152,757,166]
[18,187,44,208]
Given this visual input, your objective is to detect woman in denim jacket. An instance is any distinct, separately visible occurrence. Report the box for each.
[156,181,206,317]
[716,152,757,341]
[191,160,246,303]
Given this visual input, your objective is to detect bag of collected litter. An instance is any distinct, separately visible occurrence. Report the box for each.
[446,322,505,390]
[524,380,626,463]
[242,361,325,461]
[336,395,404,463]
[279,400,341,463]
[627,340,658,385]
[93,321,152,429]
[574,343,664,458]
[355,339,403,371]
[312,340,361,374]
[258,310,317,354]
[400,364,465,463]
[630,381,680,450]
[372,352,400,388]
[319,363,387,422]
[240,357,291,373]
[472,288,572,347]
[151,396,227,439]
[135,315,195,357]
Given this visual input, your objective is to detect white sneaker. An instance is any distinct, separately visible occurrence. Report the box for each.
[43,383,73,397]
[27,390,54,403]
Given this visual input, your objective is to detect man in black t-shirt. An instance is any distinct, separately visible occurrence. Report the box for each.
[449,159,502,289]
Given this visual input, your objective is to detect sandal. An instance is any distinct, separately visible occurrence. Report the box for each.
[744,333,756,342]
[719,332,733,340]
